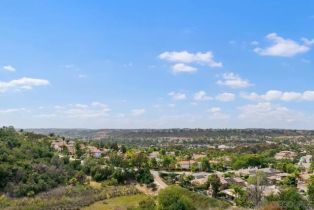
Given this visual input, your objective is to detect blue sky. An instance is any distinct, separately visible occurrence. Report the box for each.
[1,0,314,129]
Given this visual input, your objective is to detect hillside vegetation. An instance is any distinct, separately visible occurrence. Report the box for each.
[0,127,79,197]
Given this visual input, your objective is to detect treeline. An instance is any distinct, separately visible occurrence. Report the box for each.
[27,128,314,141]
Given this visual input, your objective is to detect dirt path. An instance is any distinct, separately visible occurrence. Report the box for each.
[150,170,168,190]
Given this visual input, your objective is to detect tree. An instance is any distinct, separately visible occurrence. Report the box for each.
[231,184,252,207]
[191,162,199,172]
[178,174,193,189]
[150,158,158,169]
[91,166,113,182]
[278,187,308,210]
[120,145,127,153]
[74,171,86,184]
[207,174,221,198]
[132,152,148,169]
[282,175,297,187]
[308,176,314,208]
[160,149,166,156]
[109,143,119,151]
[75,142,84,158]
[69,160,81,170]
[109,153,125,167]
[162,156,172,170]
[158,186,195,210]
[201,157,211,172]
[247,170,267,206]
[112,168,128,184]
[136,168,154,185]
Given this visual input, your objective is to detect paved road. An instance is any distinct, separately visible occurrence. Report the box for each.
[150,170,168,190]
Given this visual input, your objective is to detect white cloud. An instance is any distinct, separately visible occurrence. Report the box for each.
[216,92,235,102]
[0,108,26,114]
[241,90,314,101]
[254,33,313,57]
[281,92,303,101]
[303,91,314,101]
[194,90,212,101]
[3,65,16,72]
[159,51,222,68]
[0,77,50,93]
[168,91,187,100]
[131,108,146,116]
[217,73,253,89]
[74,104,88,108]
[261,90,283,101]
[238,102,302,123]
[208,107,221,113]
[91,101,109,109]
[55,102,110,118]
[240,92,260,101]
[172,63,197,73]
[301,38,314,46]
[207,107,229,120]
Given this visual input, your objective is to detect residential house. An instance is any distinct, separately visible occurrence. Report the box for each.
[192,154,207,160]
[87,146,102,158]
[298,155,312,171]
[149,151,160,159]
[51,140,66,152]
[178,160,196,170]
[267,173,289,184]
[274,151,297,160]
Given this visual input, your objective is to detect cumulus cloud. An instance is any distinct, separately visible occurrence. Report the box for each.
[159,51,222,67]
[254,33,313,57]
[159,51,222,73]
[0,77,50,93]
[301,38,314,46]
[194,90,212,101]
[240,90,314,101]
[168,91,187,101]
[207,107,229,120]
[171,63,197,73]
[238,102,303,124]
[131,108,146,116]
[54,102,110,118]
[303,91,314,101]
[217,73,253,89]
[3,65,16,72]
[216,92,235,102]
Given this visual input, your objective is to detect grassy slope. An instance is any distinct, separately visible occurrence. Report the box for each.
[82,194,149,210]
[165,186,230,210]
[1,185,139,210]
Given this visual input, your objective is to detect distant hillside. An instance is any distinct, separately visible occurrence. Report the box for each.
[25,128,111,140]
[25,128,314,140]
